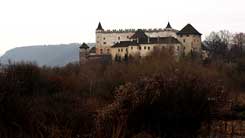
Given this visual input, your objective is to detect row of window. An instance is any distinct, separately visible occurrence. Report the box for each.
[180,34,190,37]
[102,39,199,46]
[182,39,199,43]
[138,46,151,50]
[117,46,151,53]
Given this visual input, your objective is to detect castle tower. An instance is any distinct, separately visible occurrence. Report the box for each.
[177,24,202,55]
[96,22,104,32]
[79,43,90,64]
[96,22,105,55]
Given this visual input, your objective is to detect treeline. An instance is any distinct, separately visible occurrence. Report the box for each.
[203,31,245,62]
[203,31,245,91]
[0,31,245,138]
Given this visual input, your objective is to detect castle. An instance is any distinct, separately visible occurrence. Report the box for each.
[80,22,202,63]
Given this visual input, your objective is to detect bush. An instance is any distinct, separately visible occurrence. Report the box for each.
[0,63,99,138]
[96,64,224,138]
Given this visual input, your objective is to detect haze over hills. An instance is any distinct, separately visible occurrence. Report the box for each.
[0,43,95,67]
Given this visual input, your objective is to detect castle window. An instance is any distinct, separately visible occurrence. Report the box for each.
[127,36,129,39]
[187,35,189,37]
[118,49,120,52]
[103,42,107,45]
[183,39,186,43]
[103,37,106,40]
[121,49,123,52]
[144,46,146,50]
[148,47,150,50]
[131,47,133,50]
[139,46,141,50]
[118,37,120,40]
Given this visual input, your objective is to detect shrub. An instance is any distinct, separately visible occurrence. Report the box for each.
[96,65,225,138]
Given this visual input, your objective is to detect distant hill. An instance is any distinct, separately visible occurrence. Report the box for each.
[0,43,95,67]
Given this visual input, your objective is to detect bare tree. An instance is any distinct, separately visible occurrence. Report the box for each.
[233,33,245,54]
[204,31,232,62]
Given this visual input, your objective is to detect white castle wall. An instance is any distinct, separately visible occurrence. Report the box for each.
[96,28,179,55]
[145,29,178,38]
[110,43,183,61]
[96,26,201,57]
[96,31,134,55]
[177,35,201,54]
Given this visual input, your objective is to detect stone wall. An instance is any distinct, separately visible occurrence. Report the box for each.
[110,43,182,61]
[96,29,179,56]
[177,34,201,55]
[96,32,134,55]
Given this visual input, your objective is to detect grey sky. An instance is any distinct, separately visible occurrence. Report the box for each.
[0,0,244,55]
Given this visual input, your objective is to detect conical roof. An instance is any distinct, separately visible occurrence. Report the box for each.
[166,22,172,29]
[96,22,104,30]
[177,24,202,35]
[80,43,89,49]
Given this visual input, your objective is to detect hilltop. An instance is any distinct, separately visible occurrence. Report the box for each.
[0,43,95,67]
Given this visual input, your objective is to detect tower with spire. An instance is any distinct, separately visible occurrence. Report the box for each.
[166,22,172,29]
[96,22,104,32]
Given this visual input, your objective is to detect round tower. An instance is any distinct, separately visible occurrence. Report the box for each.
[96,22,105,55]
[79,43,89,64]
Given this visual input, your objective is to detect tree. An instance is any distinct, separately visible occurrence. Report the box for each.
[204,31,232,62]
[231,33,245,57]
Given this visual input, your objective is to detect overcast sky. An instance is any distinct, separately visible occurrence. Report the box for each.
[0,0,245,55]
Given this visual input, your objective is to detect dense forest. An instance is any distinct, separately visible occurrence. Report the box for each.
[0,31,245,138]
